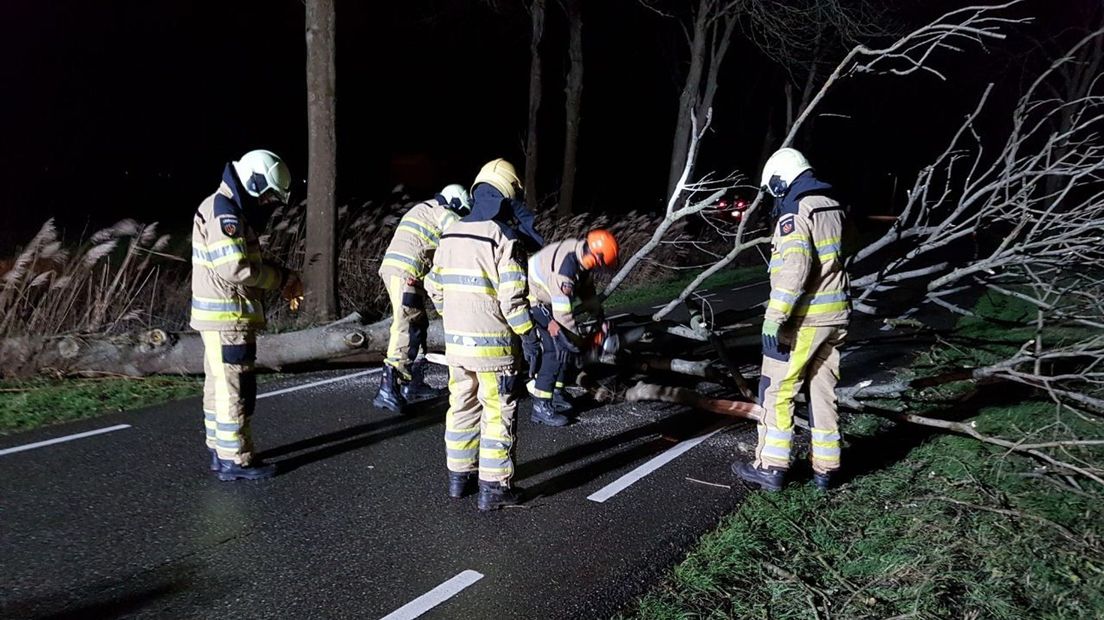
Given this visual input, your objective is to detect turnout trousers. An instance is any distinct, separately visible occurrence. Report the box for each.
[755,325,847,474]
[444,366,518,485]
[530,304,567,399]
[201,331,258,465]
[380,268,429,381]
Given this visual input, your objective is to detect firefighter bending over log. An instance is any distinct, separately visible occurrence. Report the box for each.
[525,230,619,426]
[373,184,472,414]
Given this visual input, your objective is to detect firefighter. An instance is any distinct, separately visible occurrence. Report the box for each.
[732,148,850,492]
[372,184,472,414]
[191,150,301,481]
[425,158,541,512]
[526,230,619,426]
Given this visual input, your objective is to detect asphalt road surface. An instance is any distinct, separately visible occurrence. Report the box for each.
[0,279,902,619]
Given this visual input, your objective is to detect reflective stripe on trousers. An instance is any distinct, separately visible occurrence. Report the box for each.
[754,324,846,473]
[201,330,257,465]
[443,366,518,484]
[382,272,428,380]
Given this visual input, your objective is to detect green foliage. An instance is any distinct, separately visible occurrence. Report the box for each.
[624,292,1104,620]
[0,376,201,434]
[627,402,1104,619]
[604,266,762,310]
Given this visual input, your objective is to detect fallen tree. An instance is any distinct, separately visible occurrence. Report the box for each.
[0,313,444,378]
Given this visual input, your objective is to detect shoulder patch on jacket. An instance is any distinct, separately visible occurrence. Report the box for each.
[779,215,796,236]
[560,281,575,297]
[220,215,241,238]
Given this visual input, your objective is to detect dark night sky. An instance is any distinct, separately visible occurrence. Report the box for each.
[0,0,1091,251]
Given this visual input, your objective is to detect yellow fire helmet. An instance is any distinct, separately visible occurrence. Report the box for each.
[471,158,521,200]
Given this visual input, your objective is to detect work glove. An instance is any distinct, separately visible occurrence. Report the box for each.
[553,331,580,366]
[761,318,782,353]
[520,330,541,378]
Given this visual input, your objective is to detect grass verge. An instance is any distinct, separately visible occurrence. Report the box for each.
[623,294,1104,619]
[604,265,762,311]
[0,375,202,435]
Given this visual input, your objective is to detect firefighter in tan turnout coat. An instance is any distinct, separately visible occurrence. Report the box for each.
[425,158,541,512]
[525,230,618,426]
[190,150,301,481]
[733,148,850,492]
[372,184,471,414]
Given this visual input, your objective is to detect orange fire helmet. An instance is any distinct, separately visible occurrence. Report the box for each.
[581,229,619,270]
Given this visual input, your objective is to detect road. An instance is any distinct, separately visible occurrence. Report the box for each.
[0,279,896,619]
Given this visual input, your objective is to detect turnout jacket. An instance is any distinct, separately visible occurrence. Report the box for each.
[190,165,285,333]
[527,239,597,339]
[765,171,850,327]
[426,218,535,371]
[379,198,461,280]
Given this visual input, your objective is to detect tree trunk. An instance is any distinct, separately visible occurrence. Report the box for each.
[524,0,546,210]
[0,314,446,378]
[666,0,708,200]
[304,0,339,321]
[557,0,584,217]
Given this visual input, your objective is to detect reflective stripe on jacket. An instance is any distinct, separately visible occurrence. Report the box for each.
[425,219,533,371]
[190,168,284,332]
[765,193,850,327]
[379,200,460,280]
[526,239,596,339]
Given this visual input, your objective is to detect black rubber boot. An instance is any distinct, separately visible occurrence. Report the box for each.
[477,480,523,512]
[216,459,277,481]
[812,471,835,491]
[402,361,446,402]
[731,461,784,492]
[550,389,574,414]
[447,471,477,499]
[531,398,569,427]
[208,448,220,472]
[372,365,406,414]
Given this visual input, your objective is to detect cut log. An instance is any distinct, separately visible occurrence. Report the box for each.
[0,313,443,378]
[624,381,763,419]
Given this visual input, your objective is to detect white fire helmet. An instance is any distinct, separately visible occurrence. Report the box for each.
[233,149,292,205]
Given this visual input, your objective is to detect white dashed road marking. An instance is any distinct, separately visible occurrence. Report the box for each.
[379,570,484,620]
[587,426,730,503]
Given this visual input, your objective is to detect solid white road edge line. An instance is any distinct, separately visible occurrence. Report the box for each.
[379,570,484,620]
[256,368,381,400]
[587,426,729,503]
[0,424,132,457]
[1,369,382,458]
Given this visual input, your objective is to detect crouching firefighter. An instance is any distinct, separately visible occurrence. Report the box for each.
[526,230,619,426]
[373,184,472,413]
[425,158,541,511]
[191,150,301,481]
[732,148,850,492]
